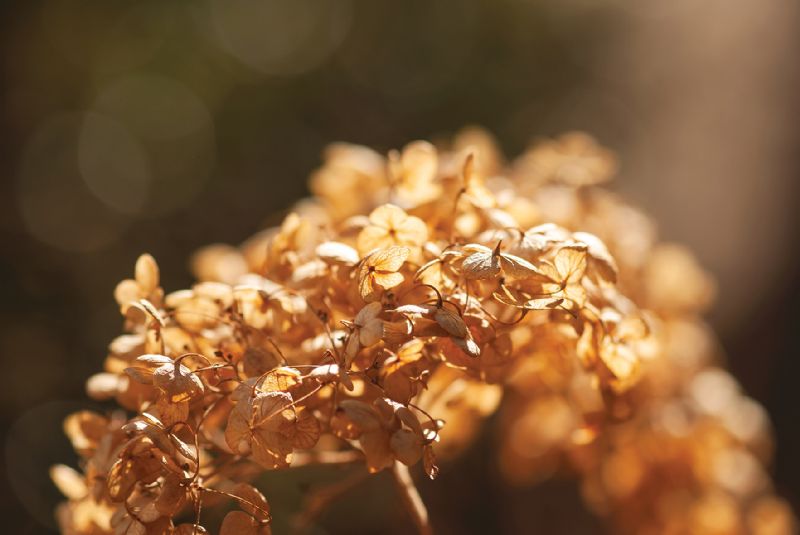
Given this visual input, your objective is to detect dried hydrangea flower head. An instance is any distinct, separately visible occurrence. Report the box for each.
[52,129,794,535]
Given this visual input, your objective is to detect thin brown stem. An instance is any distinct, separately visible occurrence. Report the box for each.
[391,462,433,535]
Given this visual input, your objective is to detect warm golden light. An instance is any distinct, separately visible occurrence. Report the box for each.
[50,130,795,534]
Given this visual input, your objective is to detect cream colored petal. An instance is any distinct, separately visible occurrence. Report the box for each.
[371,246,409,272]
[357,225,393,255]
[359,318,384,346]
[461,252,500,280]
[396,215,428,246]
[369,203,407,228]
[372,271,404,290]
[355,301,383,324]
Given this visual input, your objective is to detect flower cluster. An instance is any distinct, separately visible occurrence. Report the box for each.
[52,129,793,534]
[492,134,794,534]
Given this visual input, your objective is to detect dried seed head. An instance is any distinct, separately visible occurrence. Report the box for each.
[53,129,790,535]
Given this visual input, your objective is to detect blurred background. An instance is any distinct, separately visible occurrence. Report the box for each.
[1,0,798,533]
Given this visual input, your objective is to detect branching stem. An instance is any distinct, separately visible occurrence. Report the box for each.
[391,461,433,535]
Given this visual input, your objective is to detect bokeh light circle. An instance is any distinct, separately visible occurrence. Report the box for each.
[93,73,216,216]
[78,111,151,215]
[209,0,353,76]
[16,112,132,252]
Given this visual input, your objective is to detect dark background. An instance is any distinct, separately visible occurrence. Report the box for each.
[1,1,798,533]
